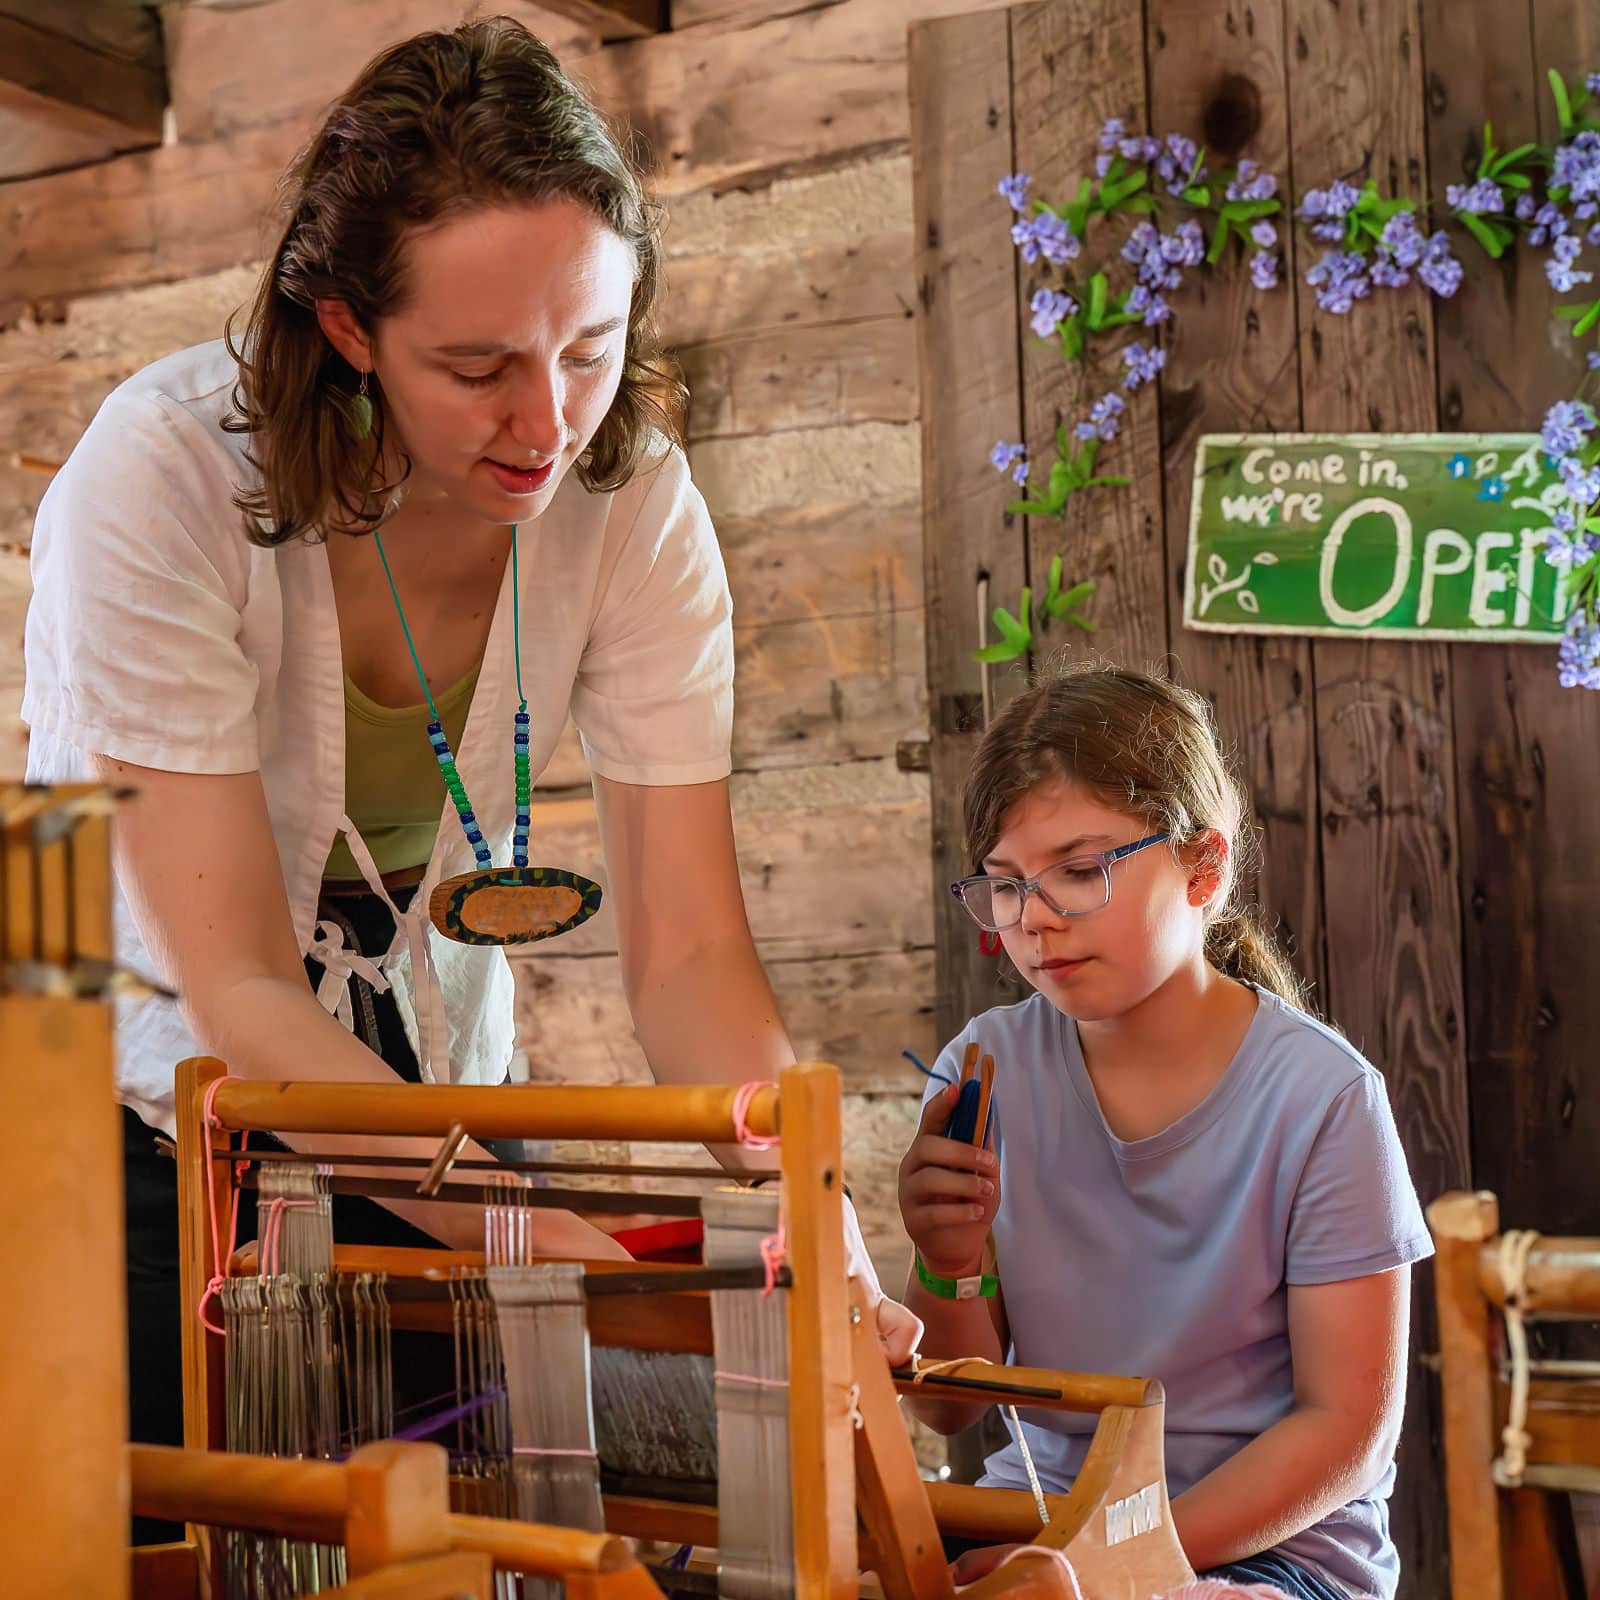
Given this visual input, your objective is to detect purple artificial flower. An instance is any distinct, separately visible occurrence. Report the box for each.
[1250,250,1280,290]
[990,441,1026,474]
[1305,249,1372,314]
[1251,220,1278,249]
[1371,257,1412,289]
[1099,117,1125,153]
[1516,193,1537,221]
[1552,131,1600,208]
[1029,287,1078,338]
[1547,251,1595,294]
[1529,201,1571,249]
[997,173,1032,213]
[1012,457,1030,486]
[1578,201,1600,221]
[1121,340,1167,390]
[1300,176,1361,243]
[1417,231,1464,297]
[1589,224,1600,247]
[1012,213,1079,267]
[1226,159,1278,203]
[1119,134,1161,165]
[1541,399,1595,459]
[1033,212,1080,266]
[1589,352,1600,370]
[1155,133,1202,197]
[1095,152,1114,178]
[1544,528,1600,569]
[1379,211,1426,269]
[1560,456,1600,504]
[1446,178,1506,214]
[1588,72,1600,95]
[1554,506,1578,534]
[1075,391,1126,443]
[1557,612,1600,690]
[1163,219,1206,269]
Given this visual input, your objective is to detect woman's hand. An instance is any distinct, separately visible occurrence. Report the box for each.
[898,1082,1000,1278]
[874,1296,924,1366]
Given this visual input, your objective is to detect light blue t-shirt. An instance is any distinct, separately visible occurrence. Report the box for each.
[920,987,1433,1600]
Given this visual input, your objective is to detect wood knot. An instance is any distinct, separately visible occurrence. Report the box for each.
[1203,72,1263,157]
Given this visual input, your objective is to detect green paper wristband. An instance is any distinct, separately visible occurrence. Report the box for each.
[914,1251,998,1301]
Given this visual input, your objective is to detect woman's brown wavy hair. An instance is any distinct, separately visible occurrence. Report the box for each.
[962,659,1311,1010]
[225,15,684,546]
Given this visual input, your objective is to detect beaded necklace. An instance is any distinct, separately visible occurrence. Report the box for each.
[371,523,601,947]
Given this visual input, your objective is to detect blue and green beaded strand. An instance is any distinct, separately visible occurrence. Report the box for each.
[511,526,531,870]
[373,523,531,874]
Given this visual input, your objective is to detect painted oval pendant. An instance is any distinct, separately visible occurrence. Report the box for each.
[428,865,603,947]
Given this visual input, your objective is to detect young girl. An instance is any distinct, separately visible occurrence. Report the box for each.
[898,665,1431,1600]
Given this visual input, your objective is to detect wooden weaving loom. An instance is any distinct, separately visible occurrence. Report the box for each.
[177,1053,1195,1600]
[1430,1190,1600,1600]
[1,784,667,1600]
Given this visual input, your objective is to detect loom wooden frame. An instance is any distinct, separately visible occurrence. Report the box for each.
[1429,1189,1600,1600]
[177,1059,1194,1599]
[1,786,665,1600]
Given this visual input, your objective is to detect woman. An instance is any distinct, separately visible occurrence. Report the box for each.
[23,19,911,1515]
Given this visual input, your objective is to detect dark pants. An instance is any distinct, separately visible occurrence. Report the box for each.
[127,886,444,1543]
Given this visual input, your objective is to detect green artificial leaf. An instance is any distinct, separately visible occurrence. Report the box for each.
[1077,436,1101,476]
[1006,498,1052,517]
[1122,194,1159,214]
[1490,142,1538,174]
[1457,210,1506,259]
[974,638,1026,663]
[993,591,1033,649]
[1045,579,1096,618]
[1187,145,1207,186]
[1182,185,1212,208]
[1045,552,1065,605]
[1082,474,1132,489]
[1087,271,1108,328]
[1576,300,1600,339]
[1206,214,1231,265]
[1220,198,1279,222]
[1477,121,1496,179]
[1551,68,1574,134]
[1500,172,1534,190]
[1061,314,1085,361]
[1100,170,1149,210]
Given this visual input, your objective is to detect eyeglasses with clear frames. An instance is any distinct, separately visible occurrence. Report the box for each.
[949,832,1170,932]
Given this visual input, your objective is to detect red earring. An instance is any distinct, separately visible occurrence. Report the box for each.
[979,930,1003,957]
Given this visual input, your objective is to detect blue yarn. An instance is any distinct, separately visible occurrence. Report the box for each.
[903,1048,984,1141]
[943,1077,986,1144]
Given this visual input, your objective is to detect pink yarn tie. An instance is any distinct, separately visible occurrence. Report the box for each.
[730,1080,779,1150]
[197,1075,246,1336]
[730,1080,785,1294]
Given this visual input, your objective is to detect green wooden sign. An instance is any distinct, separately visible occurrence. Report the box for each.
[1184,434,1572,643]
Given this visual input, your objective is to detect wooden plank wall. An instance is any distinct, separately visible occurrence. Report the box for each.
[913,0,1600,1591]
[0,0,1043,1303]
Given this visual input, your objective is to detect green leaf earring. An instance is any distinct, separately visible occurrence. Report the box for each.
[335,366,374,441]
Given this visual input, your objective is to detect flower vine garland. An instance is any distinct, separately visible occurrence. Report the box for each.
[985,70,1600,689]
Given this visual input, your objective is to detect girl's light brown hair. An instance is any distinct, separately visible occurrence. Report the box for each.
[962,660,1310,1010]
[225,15,683,546]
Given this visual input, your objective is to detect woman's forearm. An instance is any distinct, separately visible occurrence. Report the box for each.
[624,930,792,1172]
[1170,1404,1390,1570]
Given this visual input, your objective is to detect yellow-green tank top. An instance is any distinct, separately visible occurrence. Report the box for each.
[323,665,480,883]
